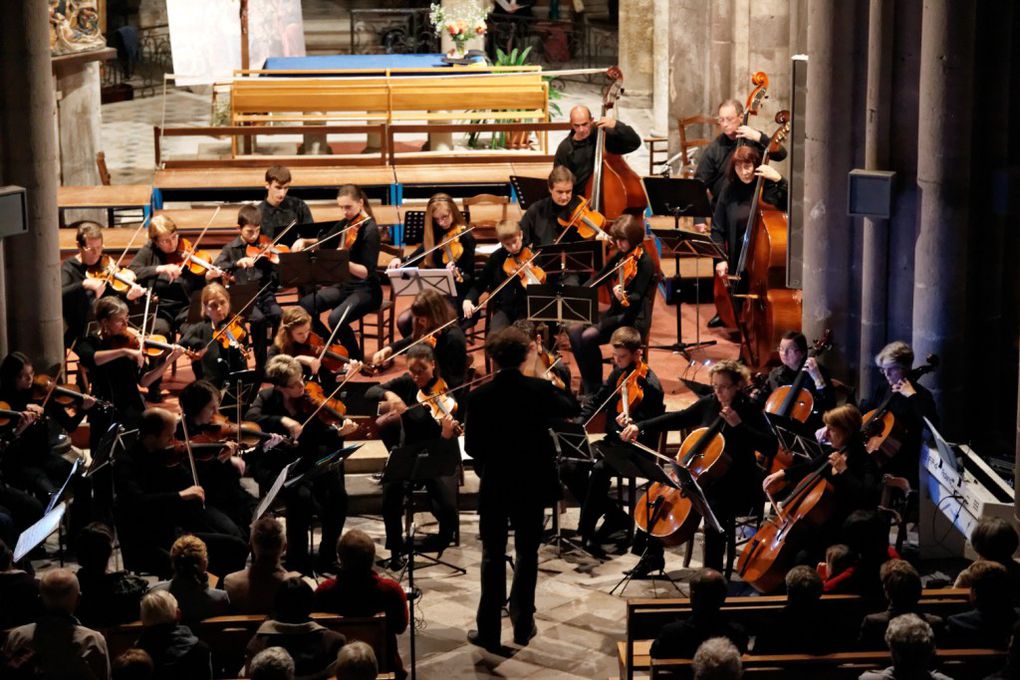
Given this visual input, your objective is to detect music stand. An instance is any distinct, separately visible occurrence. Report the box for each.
[383,439,466,576]
[545,424,595,557]
[526,285,598,325]
[86,421,131,478]
[253,460,300,522]
[531,240,605,279]
[285,444,363,488]
[387,268,457,298]
[510,175,548,211]
[771,423,826,467]
[278,250,350,334]
[643,177,719,360]
[276,220,338,248]
[14,502,67,562]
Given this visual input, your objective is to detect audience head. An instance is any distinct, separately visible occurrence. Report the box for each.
[74,522,115,574]
[690,568,728,616]
[249,646,296,680]
[825,543,854,578]
[784,565,822,608]
[880,559,922,611]
[485,326,530,370]
[335,641,378,680]
[169,535,209,585]
[251,517,287,563]
[337,529,376,576]
[842,510,889,565]
[885,614,936,674]
[40,568,80,615]
[273,576,314,624]
[966,559,1010,611]
[970,517,1020,564]
[140,590,179,627]
[112,648,155,680]
[692,637,742,680]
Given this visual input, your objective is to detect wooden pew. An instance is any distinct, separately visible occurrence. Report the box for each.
[620,589,973,680]
[648,648,1005,679]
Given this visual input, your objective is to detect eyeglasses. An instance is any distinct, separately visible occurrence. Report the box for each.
[878,365,903,375]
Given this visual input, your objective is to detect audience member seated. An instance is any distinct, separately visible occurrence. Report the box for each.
[224,517,300,615]
[0,537,40,629]
[843,510,898,603]
[75,522,147,628]
[859,559,944,650]
[754,565,838,655]
[335,641,378,680]
[112,648,155,680]
[151,535,230,624]
[314,530,408,679]
[245,577,346,680]
[859,614,954,680]
[135,590,213,680]
[692,637,742,680]
[1,568,110,679]
[650,568,748,659]
[984,621,1020,680]
[820,543,857,593]
[954,518,1020,598]
[946,560,1020,649]
[249,647,296,680]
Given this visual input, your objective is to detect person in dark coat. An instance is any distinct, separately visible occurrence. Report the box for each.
[553,104,642,196]
[859,559,944,650]
[135,590,213,680]
[259,165,314,239]
[650,568,748,659]
[464,327,580,652]
[946,560,1020,649]
[753,565,842,655]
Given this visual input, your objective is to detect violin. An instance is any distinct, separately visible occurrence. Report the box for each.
[557,196,610,241]
[416,378,463,435]
[614,246,643,308]
[440,225,467,282]
[503,246,546,286]
[616,361,648,424]
[245,234,291,265]
[537,345,566,390]
[32,374,111,410]
[195,413,275,447]
[300,381,348,426]
[862,354,940,462]
[0,402,28,428]
[107,327,198,360]
[85,255,141,294]
[167,237,231,280]
[305,332,351,373]
[340,214,368,250]
[211,319,249,353]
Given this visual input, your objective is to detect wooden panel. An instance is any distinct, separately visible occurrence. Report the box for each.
[154,166,395,190]
[393,163,515,185]
[58,185,152,209]
[512,161,555,179]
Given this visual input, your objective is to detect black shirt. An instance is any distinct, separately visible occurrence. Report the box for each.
[694,132,787,204]
[317,216,381,291]
[710,177,787,271]
[520,196,580,247]
[213,236,278,289]
[579,363,665,446]
[586,247,655,325]
[366,374,447,447]
[466,247,528,321]
[77,333,146,426]
[553,121,642,196]
[259,196,313,239]
[390,325,468,390]
[180,321,249,389]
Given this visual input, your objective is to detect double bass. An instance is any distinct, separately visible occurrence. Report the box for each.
[585,67,646,219]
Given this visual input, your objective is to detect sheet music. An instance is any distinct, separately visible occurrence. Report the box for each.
[387,268,457,297]
[15,502,67,562]
[252,460,298,522]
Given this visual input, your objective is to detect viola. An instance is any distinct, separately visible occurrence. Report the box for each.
[85,255,140,294]
[537,346,566,390]
[107,327,198,360]
[197,413,275,447]
[440,225,466,282]
[416,378,463,435]
[31,374,112,410]
[340,214,368,250]
[245,234,291,265]
[211,319,248,353]
[557,196,610,241]
[0,402,28,428]
[305,332,351,373]
[167,237,231,280]
[616,361,648,424]
[503,246,546,286]
[300,381,348,426]
[862,355,940,462]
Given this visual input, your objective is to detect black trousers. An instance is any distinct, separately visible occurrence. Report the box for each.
[476,496,544,643]
[381,475,458,553]
[299,284,381,361]
[279,468,348,573]
[249,295,283,373]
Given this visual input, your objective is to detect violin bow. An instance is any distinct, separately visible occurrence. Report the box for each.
[113,216,150,271]
[297,371,358,431]
[382,317,459,367]
[178,415,202,491]
[588,252,633,289]
[202,281,273,352]
[314,306,351,365]
[582,365,639,430]
[310,212,368,251]
[250,218,298,265]
[470,249,544,316]
[400,225,477,268]
[182,206,221,262]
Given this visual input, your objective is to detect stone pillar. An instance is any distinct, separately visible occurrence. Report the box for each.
[801,0,857,376]
[669,1,712,153]
[858,0,893,398]
[53,57,103,223]
[617,0,653,108]
[912,0,975,437]
[651,0,670,137]
[0,0,63,368]
[709,0,735,111]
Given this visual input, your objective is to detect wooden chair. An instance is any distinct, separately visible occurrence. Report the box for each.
[676,115,720,177]
[96,151,111,186]
[463,193,509,242]
[354,288,396,358]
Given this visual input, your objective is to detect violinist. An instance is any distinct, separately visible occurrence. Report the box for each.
[258,165,313,239]
[213,205,282,373]
[60,221,147,347]
[372,289,468,390]
[77,297,183,427]
[620,360,774,575]
[761,404,882,562]
[178,380,257,541]
[554,105,641,197]
[859,341,939,485]
[521,167,587,247]
[567,215,654,395]
[246,355,358,575]
[462,220,535,335]
[270,307,343,389]
[570,327,664,557]
[180,283,248,391]
[366,344,461,570]
[386,193,476,336]
[757,331,834,431]
[112,407,248,578]
[293,184,381,362]
[513,319,571,390]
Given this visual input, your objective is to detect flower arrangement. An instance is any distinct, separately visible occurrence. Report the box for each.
[429,2,488,58]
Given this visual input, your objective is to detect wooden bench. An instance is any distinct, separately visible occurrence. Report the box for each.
[104,612,389,674]
[647,648,1005,679]
[620,589,972,680]
[153,166,398,204]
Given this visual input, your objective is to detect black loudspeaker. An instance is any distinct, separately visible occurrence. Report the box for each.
[786,55,808,289]
[0,186,28,239]
[847,169,896,218]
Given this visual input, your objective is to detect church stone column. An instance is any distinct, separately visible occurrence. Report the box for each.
[0,0,63,368]
[669,1,712,153]
[617,0,653,108]
[912,0,975,437]
[651,0,669,137]
[53,56,105,224]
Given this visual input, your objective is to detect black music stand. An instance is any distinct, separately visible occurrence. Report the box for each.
[545,423,595,557]
[643,177,719,360]
[401,211,427,247]
[531,240,605,280]
[278,250,350,335]
[510,175,548,211]
[383,439,466,576]
[526,285,599,325]
[276,220,338,248]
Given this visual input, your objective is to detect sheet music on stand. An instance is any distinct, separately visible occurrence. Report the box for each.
[285,444,363,488]
[277,250,350,289]
[253,460,299,522]
[526,285,598,325]
[15,502,67,562]
[387,268,457,298]
[46,458,81,515]
[531,241,604,278]
[548,421,595,463]
[770,420,826,465]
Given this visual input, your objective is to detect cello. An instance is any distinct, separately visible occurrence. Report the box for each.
[862,355,940,462]
[738,110,799,368]
[584,67,647,219]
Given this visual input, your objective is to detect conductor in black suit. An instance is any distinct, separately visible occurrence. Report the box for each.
[465,327,580,652]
